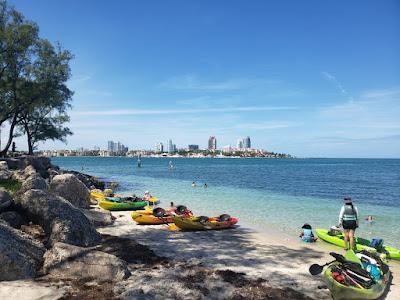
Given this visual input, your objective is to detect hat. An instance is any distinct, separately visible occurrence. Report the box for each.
[344,197,352,204]
[302,223,312,229]
[145,191,149,194]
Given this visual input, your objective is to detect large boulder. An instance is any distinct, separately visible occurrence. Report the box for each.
[0,188,12,212]
[15,189,101,247]
[0,222,46,281]
[49,174,90,208]
[0,211,24,228]
[80,208,114,227]
[23,165,37,178]
[20,174,48,193]
[0,170,11,180]
[43,242,130,281]
[23,156,52,178]
[0,161,8,171]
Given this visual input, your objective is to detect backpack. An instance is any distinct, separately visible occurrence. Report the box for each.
[368,238,384,251]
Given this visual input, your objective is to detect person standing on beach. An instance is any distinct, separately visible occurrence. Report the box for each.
[338,197,359,250]
[192,181,196,187]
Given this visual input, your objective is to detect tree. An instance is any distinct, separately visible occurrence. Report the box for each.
[0,1,73,157]
[18,39,73,154]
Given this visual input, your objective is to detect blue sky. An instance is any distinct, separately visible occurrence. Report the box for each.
[5,0,400,157]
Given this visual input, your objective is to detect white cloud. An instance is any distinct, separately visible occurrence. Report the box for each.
[159,74,279,90]
[73,106,297,116]
[321,71,353,101]
[234,121,299,130]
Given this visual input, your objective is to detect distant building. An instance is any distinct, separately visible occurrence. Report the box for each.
[167,139,176,153]
[208,136,217,150]
[236,139,243,149]
[107,141,115,152]
[243,136,251,149]
[188,144,199,151]
[155,142,164,153]
[107,140,128,155]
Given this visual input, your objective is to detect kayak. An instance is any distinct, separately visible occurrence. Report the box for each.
[98,198,147,211]
[316,229,400,260]
[90,189,113,199]
[173,216,238,231]
[323,251,391,300]
[131,211,175,225]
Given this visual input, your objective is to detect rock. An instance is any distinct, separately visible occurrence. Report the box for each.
[43,242,130,281]
[23,165,37,178]
[11,170,26,182]
[0,158,24,170]
[23,156,52,178]
[0,279,67,300]
[48,169,59,181]
[15,189,101,247]
[20,174,48,193]
[60,170,105,190]
[0,188,12,212]
[0,211,24,228]
[0,222,46,281]
[80,208,114,227]
[49,174,90,208]
[0,161,8,171]
[21,224,46,240]
[0,170,11,180]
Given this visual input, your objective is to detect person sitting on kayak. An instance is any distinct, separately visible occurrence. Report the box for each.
[143,191,152,201]
[299,223,317,242]
[338,197,359,250]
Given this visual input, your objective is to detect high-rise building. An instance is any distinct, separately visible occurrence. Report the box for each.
[155,142,164,153]
[107,141,115,152]
[208,136,217,150]
[167,139,176,153]
[243,136,251,149]
[188,144,199,151]
[236,139,243,149]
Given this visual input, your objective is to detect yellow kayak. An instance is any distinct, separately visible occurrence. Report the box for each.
[90,189,113,199]
[173,215,238,231]
[131,211,175,225]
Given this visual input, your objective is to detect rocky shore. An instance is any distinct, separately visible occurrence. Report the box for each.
[0,156,312,300]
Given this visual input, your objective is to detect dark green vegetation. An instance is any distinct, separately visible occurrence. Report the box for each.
[0,0,73,157]
[0,178,21,194]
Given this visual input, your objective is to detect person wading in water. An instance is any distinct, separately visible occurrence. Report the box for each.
[338,197,359,250]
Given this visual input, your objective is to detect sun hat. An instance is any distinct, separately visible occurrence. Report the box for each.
[344,197,352,204]
[145,190,149,194]
[302,223,312,229]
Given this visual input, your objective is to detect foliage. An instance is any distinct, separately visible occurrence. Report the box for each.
[0,178,21,194]
[0,0,73,156]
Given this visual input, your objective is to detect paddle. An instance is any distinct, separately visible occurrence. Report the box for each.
[309,260,336,275]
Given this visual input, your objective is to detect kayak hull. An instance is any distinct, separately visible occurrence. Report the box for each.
[131,211,174,225]
[324,263,390,300]
[99,199,147,211]
[316,229,400,261]
[173,216,238,231]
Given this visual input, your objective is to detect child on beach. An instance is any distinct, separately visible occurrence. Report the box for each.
[299,223,317,243]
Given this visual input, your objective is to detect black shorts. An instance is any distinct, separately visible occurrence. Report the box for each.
[343,220,357,230]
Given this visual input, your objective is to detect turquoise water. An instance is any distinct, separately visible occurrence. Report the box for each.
[51,157,400,248]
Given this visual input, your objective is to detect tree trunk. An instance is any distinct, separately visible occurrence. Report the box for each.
[0,113,17,157]
[25,124,33,155]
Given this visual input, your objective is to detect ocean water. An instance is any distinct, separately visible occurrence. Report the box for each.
[51,157,400,248]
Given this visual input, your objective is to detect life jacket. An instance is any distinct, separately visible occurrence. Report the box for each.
[343,204,357,221]
[302,229,314,242]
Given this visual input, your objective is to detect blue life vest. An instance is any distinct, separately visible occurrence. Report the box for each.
[302,229,314,243]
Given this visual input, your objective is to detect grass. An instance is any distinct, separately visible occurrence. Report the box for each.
[0,179,22,195]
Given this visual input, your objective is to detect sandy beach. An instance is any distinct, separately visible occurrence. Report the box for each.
[97,210,400,299]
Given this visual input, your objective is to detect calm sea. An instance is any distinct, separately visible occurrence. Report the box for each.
[51,157,400,248]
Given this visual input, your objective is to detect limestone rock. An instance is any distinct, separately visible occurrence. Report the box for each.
[49,174,90,208]
[23,165,37,178]
[0,211,24,228]
[20,174,48,193]
[15,189,101,247]
[0,161,8,171]
[43,242,130,281]
[21,224,46,240]
[0,222,46,281]
[81,207,114,227]
[0,170,11,180]
[0,188,12,212]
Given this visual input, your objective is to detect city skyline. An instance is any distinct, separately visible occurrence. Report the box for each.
[3,0,400,158]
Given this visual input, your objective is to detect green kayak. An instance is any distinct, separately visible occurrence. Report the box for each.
[323,250,391,300]
[99,198,147,211]
[316,229,400,260]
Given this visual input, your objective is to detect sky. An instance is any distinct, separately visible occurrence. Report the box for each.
[3,0,400,157]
